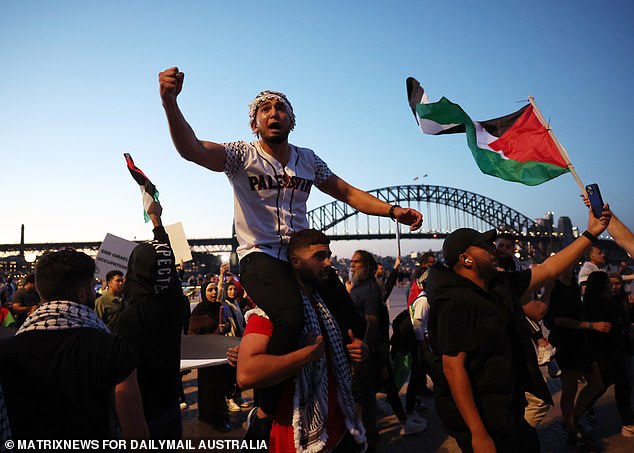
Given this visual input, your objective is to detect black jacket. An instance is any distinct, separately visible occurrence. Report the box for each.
[426,265,551,439]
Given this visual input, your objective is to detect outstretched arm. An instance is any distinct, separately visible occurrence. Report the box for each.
[159,67,227,172]
[319,175,423,230]
[528,205,611,293]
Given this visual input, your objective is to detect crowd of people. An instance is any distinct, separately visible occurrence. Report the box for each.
[0,67,633,453]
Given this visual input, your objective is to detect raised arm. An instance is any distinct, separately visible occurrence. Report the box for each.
[581,195,634,256]
[608,214,634,257]
[528,205,611,293]
[159,67,227,172]
[318,175,423,230]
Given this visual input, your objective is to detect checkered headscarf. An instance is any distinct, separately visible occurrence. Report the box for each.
[17,301,109,334]
[248,90,296,131]
[293,291,366,452]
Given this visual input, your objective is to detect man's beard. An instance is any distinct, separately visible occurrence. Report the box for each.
[299,267,329,288]
[477,261,498,282]
[349,268,368,285]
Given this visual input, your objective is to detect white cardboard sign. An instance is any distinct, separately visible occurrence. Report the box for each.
[165,222,193,263]
[94,233,138,280]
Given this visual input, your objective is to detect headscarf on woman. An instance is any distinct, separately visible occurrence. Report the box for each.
[221,281,245,337]
[189,282,222,335]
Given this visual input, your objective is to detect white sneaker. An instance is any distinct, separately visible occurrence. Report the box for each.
[233,395,253,409]
[621,425,634,437]
[399,418,427,436]
[537,344,554,366]
[227,398,241,412]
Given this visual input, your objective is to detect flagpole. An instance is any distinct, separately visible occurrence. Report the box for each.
[528,97,587,196]
[395,221,401,258]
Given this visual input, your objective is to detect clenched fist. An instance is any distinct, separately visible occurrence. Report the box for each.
[159,66,184,103]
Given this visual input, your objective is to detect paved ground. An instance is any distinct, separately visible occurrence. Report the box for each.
[179,287,634,452]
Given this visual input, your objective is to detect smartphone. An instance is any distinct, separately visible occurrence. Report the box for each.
[585,183,605,218]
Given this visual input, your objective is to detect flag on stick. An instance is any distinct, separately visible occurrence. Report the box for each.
[406,77,570,186]
[395,221,401,258]
[124,153,160,222]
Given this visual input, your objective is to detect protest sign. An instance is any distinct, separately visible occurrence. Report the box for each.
[165,222,193,263]
[94,233,138,280]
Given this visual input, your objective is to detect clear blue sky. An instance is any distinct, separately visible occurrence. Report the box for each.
[2,0,633,259]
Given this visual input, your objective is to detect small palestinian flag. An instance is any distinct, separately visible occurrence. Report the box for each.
[406,77,569,186]
[124,153,160,223]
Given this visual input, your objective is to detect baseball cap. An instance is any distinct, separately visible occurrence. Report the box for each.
[443,228,497,266]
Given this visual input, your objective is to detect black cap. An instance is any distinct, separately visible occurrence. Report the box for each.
[443,228,497,267]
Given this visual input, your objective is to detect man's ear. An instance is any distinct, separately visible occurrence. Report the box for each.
[290,255,302,270]
[77,286,88,305]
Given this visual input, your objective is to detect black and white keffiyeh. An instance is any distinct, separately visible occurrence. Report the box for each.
[293,291,366,453]
[17,301,109,335]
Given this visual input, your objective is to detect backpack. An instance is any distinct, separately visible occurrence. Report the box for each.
[390,309,415,355]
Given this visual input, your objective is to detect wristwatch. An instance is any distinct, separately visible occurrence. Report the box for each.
[389,204,400,221]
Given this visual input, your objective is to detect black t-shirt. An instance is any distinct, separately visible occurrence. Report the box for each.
[11,288,40,326]
[434,270,531,389]
[428,268,533,438]
[546,280,585,349]
[350,278,389,346]
[0,328,136,439]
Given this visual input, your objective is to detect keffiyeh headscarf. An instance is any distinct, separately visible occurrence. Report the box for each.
[243,298,367,453]
[248,90,296,131]
[293,292,366,453]
[17,301,109,334]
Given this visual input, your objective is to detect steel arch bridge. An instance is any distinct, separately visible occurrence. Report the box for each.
[0,184,552,257]
[307,184,545,240]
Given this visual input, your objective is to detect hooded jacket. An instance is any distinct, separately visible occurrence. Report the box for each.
[426,264,551,439]
[115,226,186,419]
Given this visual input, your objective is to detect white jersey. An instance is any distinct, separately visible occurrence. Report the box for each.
[223,141,333,261]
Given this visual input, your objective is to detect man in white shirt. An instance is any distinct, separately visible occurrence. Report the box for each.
[159,67,423,435]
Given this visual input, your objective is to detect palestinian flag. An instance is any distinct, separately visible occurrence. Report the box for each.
[124,153,160,222]
[406,77,569,186]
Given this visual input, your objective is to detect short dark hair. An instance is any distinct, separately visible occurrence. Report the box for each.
[288,229,330,259]
[419,252,435,265]
[584,246,601,261]
[35,249,95,301]
[353,250,378,277]
[496,232,515,242]
[584,271,610,303]
[106,270,123,283]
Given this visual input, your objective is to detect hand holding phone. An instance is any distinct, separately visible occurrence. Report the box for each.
[585,183,605,218]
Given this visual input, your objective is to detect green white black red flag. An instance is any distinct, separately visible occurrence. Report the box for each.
[407,77,570,186]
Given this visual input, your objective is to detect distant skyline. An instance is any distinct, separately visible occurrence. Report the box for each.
[2,1,633,259]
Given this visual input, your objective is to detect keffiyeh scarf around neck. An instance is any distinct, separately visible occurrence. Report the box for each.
[17,301,109,335]
[293,291,366,453]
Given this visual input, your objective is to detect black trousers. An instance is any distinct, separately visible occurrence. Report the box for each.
[240,252,363,414]
[197,365,229,424]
